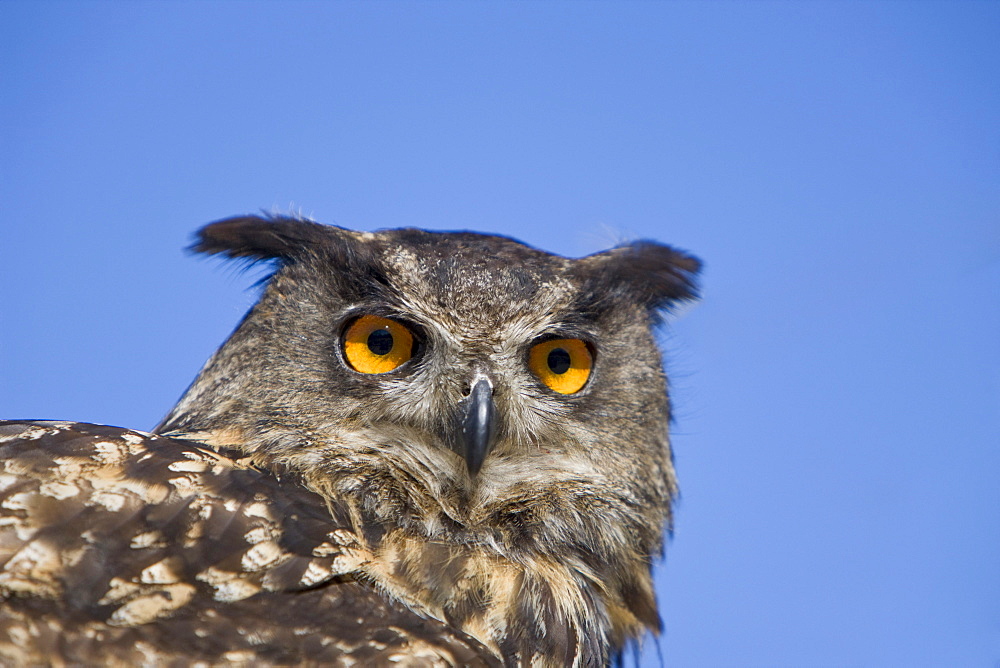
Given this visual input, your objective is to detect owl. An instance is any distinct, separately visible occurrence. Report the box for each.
[0,215,700,666]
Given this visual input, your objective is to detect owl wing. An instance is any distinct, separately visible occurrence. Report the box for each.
[0,421,498,666]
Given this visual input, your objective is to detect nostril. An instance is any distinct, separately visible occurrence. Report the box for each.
[461,374,493,399]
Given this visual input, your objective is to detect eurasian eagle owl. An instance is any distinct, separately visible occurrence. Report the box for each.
[0,215,700,666]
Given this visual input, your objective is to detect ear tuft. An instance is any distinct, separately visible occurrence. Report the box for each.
[191,214,342,262]
[577,241,701,313]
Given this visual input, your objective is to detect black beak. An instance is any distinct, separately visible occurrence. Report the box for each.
[457,377,498,476]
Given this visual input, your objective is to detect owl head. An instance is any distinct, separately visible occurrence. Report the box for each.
[156,214,699,654]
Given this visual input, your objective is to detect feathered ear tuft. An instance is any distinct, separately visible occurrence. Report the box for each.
[574,241,701,314]
[192,214,348,262]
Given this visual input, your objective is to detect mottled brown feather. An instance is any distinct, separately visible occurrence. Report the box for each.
[0,421,498,667]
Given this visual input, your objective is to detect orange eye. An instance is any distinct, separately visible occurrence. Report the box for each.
[343,315,415,374]
[528,338,592,394]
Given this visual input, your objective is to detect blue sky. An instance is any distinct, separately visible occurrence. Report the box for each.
[2,2,997,665]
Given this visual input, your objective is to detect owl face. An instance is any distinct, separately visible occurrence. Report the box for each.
[321,235,634,480]
[158,217,699,527]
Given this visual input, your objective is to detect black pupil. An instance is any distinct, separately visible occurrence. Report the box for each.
[547,347,572,374]
[367,329,394,355]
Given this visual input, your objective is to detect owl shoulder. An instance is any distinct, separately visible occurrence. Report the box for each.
[0,421,497,666]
